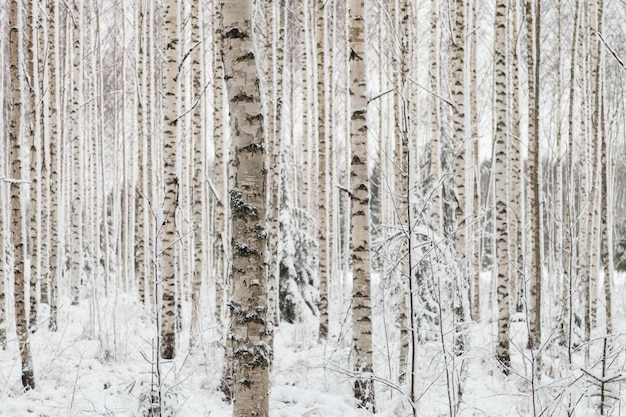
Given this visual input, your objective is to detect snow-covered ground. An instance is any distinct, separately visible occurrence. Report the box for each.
[1,273,625,416]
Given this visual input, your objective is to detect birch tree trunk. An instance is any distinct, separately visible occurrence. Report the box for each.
[428,0,441,233]
[221,1,272,415]
[69,0,84,306]
[47,0,60,331]
[593,0,611,335]
[494,0,511,372]
[189,0,205,341]
[564,0,580,358]
[136,0,149,305]
[213,0,228,333]
[509,0,524,314]
[10,0,36,389]
[525,0,542,352]
[160,0,180,360]
[349,0,375,411]
[469,0,480,320]
[28,0,40,330]
[317,0,330,340]
[391,0,411,388]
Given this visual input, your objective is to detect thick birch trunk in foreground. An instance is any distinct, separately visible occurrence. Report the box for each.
[221,1,272,416]
[349,0,375,411]
[10,0,36,389]
[493,0,511,372]
[160,0,180,360]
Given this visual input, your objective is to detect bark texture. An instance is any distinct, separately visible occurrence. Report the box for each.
[10,0,36,389]
[160,0,180,360]
[221,1,272,416]
[493,0,511,372]
[349,0,375,411]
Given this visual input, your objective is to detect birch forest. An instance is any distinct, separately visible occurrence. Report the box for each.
[2,0,626,416]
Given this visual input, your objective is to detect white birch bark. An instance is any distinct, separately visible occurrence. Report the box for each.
[470,0,480,320]
[221,1,272,415]
[525,0,542,352]
[160,0,180,360]
[393,0,411,388]
[593,0,611,335]
[189,0,205,341]
[68,0,85,306]
[47,0,60,331]
[509,0,524,314]
[494,0,511,372]
[213,0,228,331]
[428,0,441,233]
[10,0,36,389]
[349,0,375,411]
[28,0,40,330]
[136,0,149,305]
[564,0,580,358]
[316,0,330,340]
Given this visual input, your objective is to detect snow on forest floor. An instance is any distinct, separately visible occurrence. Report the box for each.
[1,273,626,416]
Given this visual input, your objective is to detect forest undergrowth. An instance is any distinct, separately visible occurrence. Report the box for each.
[1,272,625,417]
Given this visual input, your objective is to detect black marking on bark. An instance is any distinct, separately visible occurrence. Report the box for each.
[239,143,264,154]
[247,113,263,123]
[232,92,254,103]
[351,109,366,120]
[236,52,255,62]
[224,27,248,39]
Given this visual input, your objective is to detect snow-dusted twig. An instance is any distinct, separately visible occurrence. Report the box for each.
[597,31,626,72]
[0,177,30,184]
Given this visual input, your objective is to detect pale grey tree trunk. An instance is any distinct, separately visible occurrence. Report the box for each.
[160,0,180,360]
[47,0,60,332]
[349,0,375,411]
[393,0,411,393]
[494,0,511,372]
[69,0,84,306]
[264,0,282,329]
[317,0,330,340]
[221,1,272,415]
[593,0,611,335]
[428,0,441,233]
[28,0,40,330]
[189,0,205,342]
[10,0,36,389]
[525,0,542,352]
[509,0,524,315]
[564,0,580,360]
[136,0,150,306]
[469,0,480,321]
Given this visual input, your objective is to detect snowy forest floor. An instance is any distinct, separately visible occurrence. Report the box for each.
[1,272,626,416]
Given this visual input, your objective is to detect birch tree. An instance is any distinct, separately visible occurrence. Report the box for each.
[493,0,511,372]
[9,0,36,389]
[317,0,330,341]
[160,0,179,360]
[28,0,40,330]
[47,0,60,331]
[189,0,205,341]
[525,0,542,353]
[349,0,375,411]
[221,1,272,415]
[69,0,84,305]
